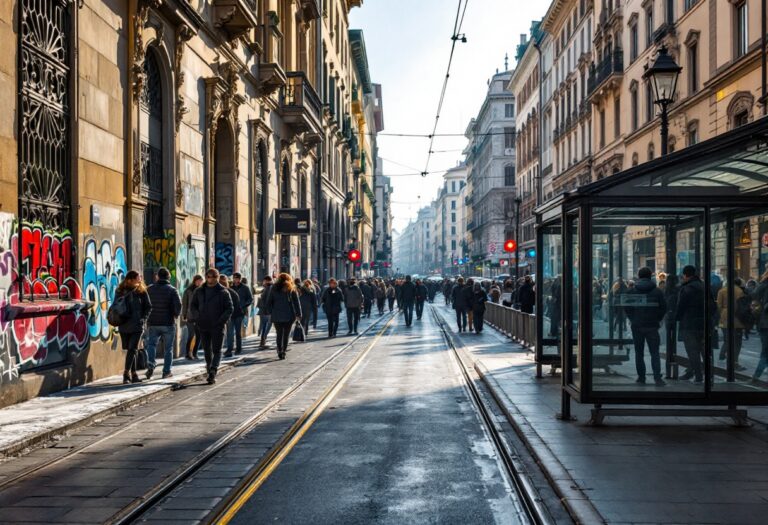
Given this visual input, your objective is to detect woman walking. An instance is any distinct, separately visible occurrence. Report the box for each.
[115,270,152,384]
[266,273,302,359]
[298,279,317,336]
[321,278,344,338]
[472,282,488,334]
[386,282,396,312]
[375,281,387,315]
[181,275,203,360]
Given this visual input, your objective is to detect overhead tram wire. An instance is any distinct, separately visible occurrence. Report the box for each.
[421,0,469,178]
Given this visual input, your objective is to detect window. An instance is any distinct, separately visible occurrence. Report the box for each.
[685,0,698,12]
[505,127,515,149]
[451,181,456,192]
[505,104,514,118]
[733,110,749,128]
[630,84,639,131]
[734,1,748,59]
[504,165,515,186]
[599,109,605,148]
[632,152,639,166]
[645,6,654,48]
[645,81,654,123]
[451,200,456,210]
[614,96,621,139]
[451,212,456,223]
[687,121,699,146]
[451,240,457,250]
[648,142,655,161]
[451,226,456,235]
[665,0,674,24]
[688,41,698,94]
[630,22,639,61]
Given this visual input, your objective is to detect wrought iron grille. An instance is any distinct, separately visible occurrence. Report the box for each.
[140,142,163,200]
[19,0,71,231]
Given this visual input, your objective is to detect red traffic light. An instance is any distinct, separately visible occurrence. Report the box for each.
[504,240,517,253]
[347,249,361,262]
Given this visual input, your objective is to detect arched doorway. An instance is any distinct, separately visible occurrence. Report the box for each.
[214,120,235,276]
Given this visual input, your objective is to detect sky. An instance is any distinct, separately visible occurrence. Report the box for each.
[349,0,550,233]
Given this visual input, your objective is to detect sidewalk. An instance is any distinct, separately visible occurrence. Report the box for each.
[0,317,331,458]
[433,304,768,525]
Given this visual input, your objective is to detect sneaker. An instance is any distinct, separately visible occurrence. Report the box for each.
[145,367,154,380]
[162,372,173,379]
[206,372,216,385]
[654,379,666,386]
[635,377,646,384]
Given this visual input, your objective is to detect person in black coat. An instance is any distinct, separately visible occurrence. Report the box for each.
[219,275,242,358]
[518,276,535,314]
[472,283,488,333]
[452,277,468,332]
[360,280,374,318]
[399,276,417,327]
[675,265,706,382]
[144,267,181,379]
[321,278,344,338]
[229,272,253,355]
[298,279,318,336]
[624,267,667,385]
[116,270,152,384]
[265,273,302,359]
[189,268,234,384]
[414,279,428,321]
[462,279,476,332]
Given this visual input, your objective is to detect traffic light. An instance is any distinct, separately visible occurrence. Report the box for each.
[504,239,517,253]
[347,249,361,263]
[527,248,536,258]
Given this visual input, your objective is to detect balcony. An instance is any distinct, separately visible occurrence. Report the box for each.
[579,100,589,120]
[279,72,323,141]
[587,48,624,99]
[212,0,259,40]
[299,0,321,19]
[653,22,677,45]
[256,12,287,96]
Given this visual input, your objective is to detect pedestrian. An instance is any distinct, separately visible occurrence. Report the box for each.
[609,278,628,336]
[463,278,476,332]
[344,278,364,334]
[256,276,273,349]
[115,271,152,384]
[394,279,403,310]
[386,282,396,312]
[675,265,707,383]
[624,267,667,385]
[189,268,234,384]
[361,280,374,318]
[311,278,322,329]
[414,278,428,321]
[452,277,468,332]
[717,278,749,370]
[443,279,454,306]
[219,275,242,358]
[751,271,768,382]
[229,272,254,355]
[266,273,302,360]
[375,281,387,314]
[548,276,562,337]
[144,267,182,379]
[472,282,487,333]
[321,278,344,337]
[181,274,203,360]
[518,275,535,314]
[592,278,604,320]
[400,275,417,326]
[298,279,318,336]
[489,284,501,304]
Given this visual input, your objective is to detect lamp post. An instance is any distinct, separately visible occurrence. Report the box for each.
[514,196,522,280]
[643,46,682,156]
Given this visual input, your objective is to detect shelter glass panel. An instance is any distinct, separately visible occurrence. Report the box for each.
[541,224,562,358]
[566,214,580,388]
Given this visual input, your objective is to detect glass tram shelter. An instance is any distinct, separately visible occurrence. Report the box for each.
[535,118,768,423]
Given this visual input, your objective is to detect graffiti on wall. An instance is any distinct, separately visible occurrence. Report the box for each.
[177,239,206,290]
[235,240,252,283]
[215,242,234,276]
[144,230,176,285]
[82,238,128,342]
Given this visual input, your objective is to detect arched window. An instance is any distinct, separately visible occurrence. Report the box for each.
[632,152,639,166]
[727,91,754,130]
[647,142,655,161]
[141,51,164,239]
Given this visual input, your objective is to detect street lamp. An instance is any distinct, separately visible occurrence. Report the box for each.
[514,196,522,281]
[643,45,682,156]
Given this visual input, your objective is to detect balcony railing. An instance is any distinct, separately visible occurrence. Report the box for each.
[587,48,624,96]
[280,72,323,137]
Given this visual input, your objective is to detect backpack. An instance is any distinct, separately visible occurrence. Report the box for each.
[107,292,131,327]
[735,292,755,328]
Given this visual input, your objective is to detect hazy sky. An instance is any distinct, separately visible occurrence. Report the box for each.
[349,0,549,232]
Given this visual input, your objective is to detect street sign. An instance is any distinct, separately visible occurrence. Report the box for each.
[275,208,311,235]
[488,242,497,255]
[763,232,768,248]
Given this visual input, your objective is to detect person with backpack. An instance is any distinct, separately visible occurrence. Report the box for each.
[265,273,302,359]
[112,270,152,384]
[343,278,364,334]
[717,277,750,370]
[144,267,182,380]
[189,268,234,384]
[181,275,203,360]
[399,276,417,327]
[462,278,476,332]
[228,272,253,356]
[751,271,768,382]
[624,267,667,385]
[321,278,344,338]
[219,275,242,358]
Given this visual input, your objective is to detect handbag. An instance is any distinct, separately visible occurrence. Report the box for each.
[136,348,148,370]
[292,321,306,342]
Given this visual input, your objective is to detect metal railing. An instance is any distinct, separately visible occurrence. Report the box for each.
[587,48,624,96]
[484,302,536,350]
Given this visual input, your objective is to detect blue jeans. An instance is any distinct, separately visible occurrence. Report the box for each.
[259,315,272,338]
[227,317,244,354]
[144,325,176,375]
[403,303,414,325]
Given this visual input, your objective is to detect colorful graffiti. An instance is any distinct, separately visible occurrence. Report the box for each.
[177,239,206,290]
[235,240,252,283]
[82,238,128,342]
[215,242,234,276]
[144,230,177,285]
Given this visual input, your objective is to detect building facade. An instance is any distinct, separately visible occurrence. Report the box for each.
[433,164,468,275]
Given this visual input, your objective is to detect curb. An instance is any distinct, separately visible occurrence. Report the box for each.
[0,357,245,459]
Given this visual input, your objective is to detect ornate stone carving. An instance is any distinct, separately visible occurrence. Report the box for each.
[131,5,150,102]
[132,157,142,194]
[174,24,193,134]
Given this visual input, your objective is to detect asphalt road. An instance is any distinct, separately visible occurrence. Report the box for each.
[230,306,527,525]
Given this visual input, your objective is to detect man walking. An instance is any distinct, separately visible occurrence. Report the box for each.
[344,278,364,334]
[228,272,253,355]
[257,276,273,349]
[321,278,344,338]
[144,267,182,379]
[219,275,241,358]
[190,269,234,384]
[675,265,706,383]
[624,267,667,386]
[400,275,417,327]
[361,280,374,318]
[414,278,428,321]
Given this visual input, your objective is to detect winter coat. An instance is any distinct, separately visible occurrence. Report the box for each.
[344,284,364,309]
[256,284,272,315]
[414,284,428,303]
[190,283,234,331]
[716,286,746,330]
[146,280,182,327]
[375,286,386,300]
[754,281,768,331]
[360,283,374,301]
[675,277,707,332]
[461,284,475,311]
[386,286,396,299]
[116,288,152,335]
[518,282,535,314]
[266,286,302,323]
[472,290,487,314]
[452,285,467,310]
[489,287,501,304]
[299,286,318,318]
[321,287,344,315]
[226,288,242,320]
[232,283,254,318]
[181,285,197,325]
[399,281,417,305]
[624,278,667,329]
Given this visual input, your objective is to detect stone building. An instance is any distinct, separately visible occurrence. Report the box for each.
[373,160,393,276]
[433,163,468,275]
[0,0,382,406]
